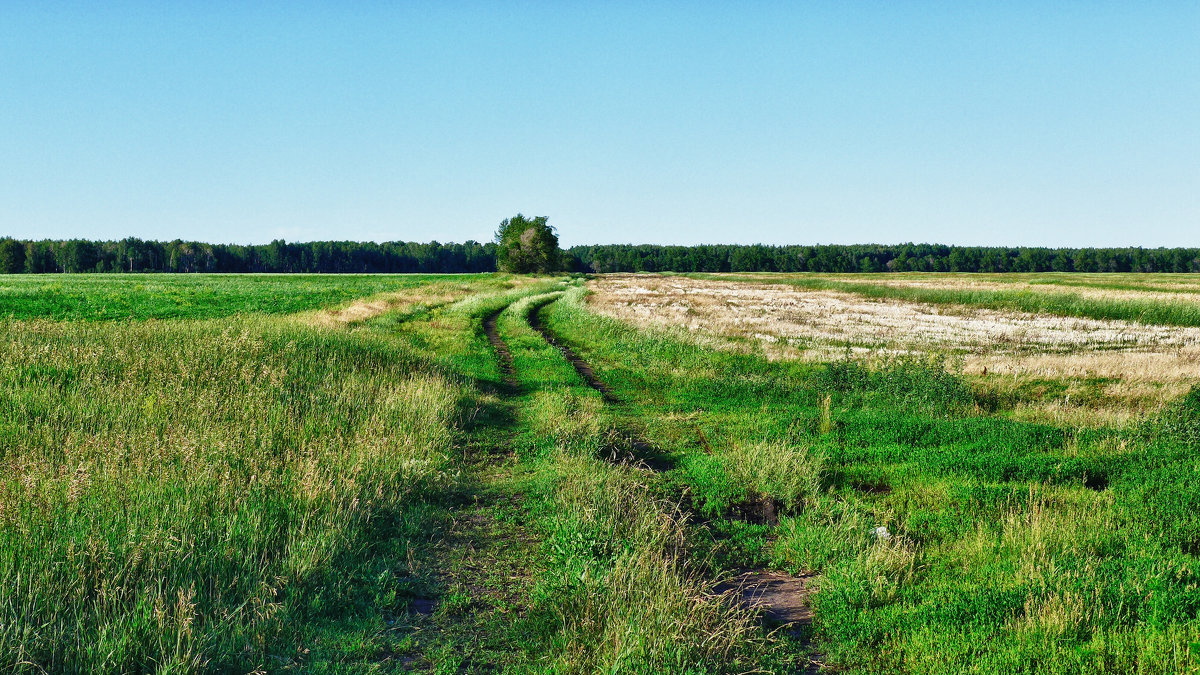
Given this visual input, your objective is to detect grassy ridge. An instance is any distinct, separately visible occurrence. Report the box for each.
[0,273,476,321]
[543,284,1200,673]
[689,272,1200,327]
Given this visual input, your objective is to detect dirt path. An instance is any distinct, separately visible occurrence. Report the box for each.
[525,300,822,672]
[395,309,537,671]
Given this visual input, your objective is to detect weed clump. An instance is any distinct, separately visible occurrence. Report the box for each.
[819,352,974,413]
[1155,385,1200,448]
[680,441,825,523]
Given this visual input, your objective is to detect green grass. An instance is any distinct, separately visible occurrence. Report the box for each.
[538,283,1200,673]
[0,274,559,672]
[0,273,479,321]
[1,315,466,671]
[5,272,1200,673]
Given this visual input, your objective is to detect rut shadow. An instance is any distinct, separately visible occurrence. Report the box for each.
[823,469,893,497]
[528,301,676,471]
[598,429,677,473]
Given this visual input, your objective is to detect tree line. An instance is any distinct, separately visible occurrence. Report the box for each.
[0,238,497,274]
[570,243,1200,274]
[2,237,1199,274]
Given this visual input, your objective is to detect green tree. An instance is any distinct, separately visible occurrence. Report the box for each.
[494,214,561,273]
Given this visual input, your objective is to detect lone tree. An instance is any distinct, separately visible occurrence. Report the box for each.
[494,214,562,273]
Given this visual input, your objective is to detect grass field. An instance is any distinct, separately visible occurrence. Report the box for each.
[3,272,1199,673]
[0,274,473,321]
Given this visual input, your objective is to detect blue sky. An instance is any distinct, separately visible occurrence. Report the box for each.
[2,2,1197,247]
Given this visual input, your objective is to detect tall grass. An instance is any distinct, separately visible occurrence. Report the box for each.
[530,452,760,673]
[0,316,464,671]
[495,283,778,674]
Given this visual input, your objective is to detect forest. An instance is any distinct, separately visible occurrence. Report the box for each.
[571,243,1200,274]
[3,237,1200,274]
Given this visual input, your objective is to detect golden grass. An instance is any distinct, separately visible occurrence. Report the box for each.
[302,277,541,327]
[302,283,466,326]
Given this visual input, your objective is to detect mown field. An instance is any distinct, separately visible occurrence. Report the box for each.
[2,272,1199,674]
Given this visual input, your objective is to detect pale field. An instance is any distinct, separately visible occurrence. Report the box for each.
[587,274,1200,426]
[830,274,1200,306]
[728,271,1200,295]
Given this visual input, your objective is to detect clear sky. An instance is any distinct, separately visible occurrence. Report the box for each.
[2,2,1197,248]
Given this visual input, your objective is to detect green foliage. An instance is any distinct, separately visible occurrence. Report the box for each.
[7,235,1200,276]
[0,237,498,274]
[573,243,1200,273]
[494,213,563,273]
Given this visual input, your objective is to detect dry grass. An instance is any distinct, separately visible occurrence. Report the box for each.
[302,277,542,328]
[730,272,1200,297]
[588,274,1200,425]
[589,275,1200,356]
[302,282,473,326]
[844,275,1200,306]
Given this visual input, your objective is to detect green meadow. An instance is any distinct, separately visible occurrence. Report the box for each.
[0,274,459,321]
[2,273,1198,673]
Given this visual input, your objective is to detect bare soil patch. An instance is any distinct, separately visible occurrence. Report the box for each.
[715,570,815,630]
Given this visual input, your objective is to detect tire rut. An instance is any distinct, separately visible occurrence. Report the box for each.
[524,299,822,673]
[526,298,674,472]
[526,302,619,403]
[483,309,516,388]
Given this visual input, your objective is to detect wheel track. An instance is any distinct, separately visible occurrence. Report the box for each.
[522,298,824,674]
[525,299,618,403]
[482,309,516,388]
